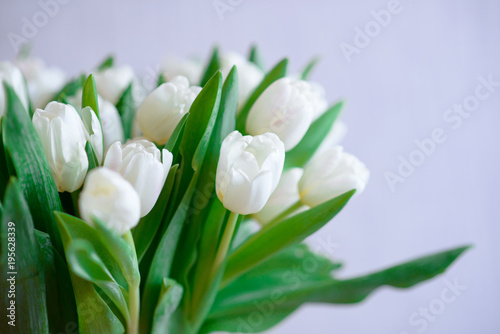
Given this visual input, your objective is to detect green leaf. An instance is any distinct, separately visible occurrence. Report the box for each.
[85,141,99,171]
[36,231,78,334]
[71,276,125,334]
[97,55,115,71]
[200,47,221,86]
[157,73,166,87]
[53,74,86,102]
[210,243,340,319]
[236,58,288,132]
[0,178,48,333]
[0,117,11,197]
[142,72,224,333]
[285,101,344,169]
[2,83,64,254]
[133,164,179,262]
[92,218,140,286]
[219,66,239,139]
[300,56,320,80]
[222,190,355,286]
[204,245,470,333]
[55,212,126,334]
[54,212,128,289]
[177,66,239,330]
[66,239,129,322]
[174,66,238,284]
[180,71,222,174]
[202,307,296,334]
[140,173,200,334]
[164,113,189,164]
[249,45,265,71]
[82,74,100,119]
[151,278,184,334]
[115,83,135,140]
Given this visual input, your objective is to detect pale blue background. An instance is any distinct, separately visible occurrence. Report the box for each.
[1,0,499,333]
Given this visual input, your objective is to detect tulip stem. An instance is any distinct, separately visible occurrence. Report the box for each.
[213,211,239,275]
[268,200,302,226]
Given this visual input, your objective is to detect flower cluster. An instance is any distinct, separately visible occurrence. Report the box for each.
[0,49,467,334]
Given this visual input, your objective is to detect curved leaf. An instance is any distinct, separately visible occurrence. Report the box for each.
[0,178,48,333]
[205,245,470,333]
[151,278,184,334]
[66,239,129,322]
[200,47,220,86]
[222,190,355,286]
[284,100,343,169]
[115,83,135,140]
[2,83,64,254]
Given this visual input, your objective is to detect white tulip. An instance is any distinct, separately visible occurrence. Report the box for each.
[313,120,348,157]
[220,52,264,109]
[309,81,328,119]
[94,65,135,104]
[65,91,123,152]
[216,131,285,215]
[253,167,305,224]
[0,61,29,116]
[161,54,203,85]
[99,98,124,150]
[136,76,201,145]
[15,58,66,109]
[33,102,88,192]
[299,146,369,207]
[246,77,321,151]
[80,106,104,164]
[79,167,141,235]
[104,139,172,217]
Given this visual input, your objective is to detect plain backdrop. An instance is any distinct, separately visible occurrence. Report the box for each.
[1,0,499,333]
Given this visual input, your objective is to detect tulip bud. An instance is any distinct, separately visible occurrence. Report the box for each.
[79,167,141,235]
[80,106,104,164]
[33,102,88,192]
[216,131,285,215]
[299,146,369,207]
[161,55,203,85]
[0,61,29,116]
[246,77,321,151]
[103,139,172,217]
[99,97,124,150]
[220,52,264,109]
[94,65,135,104]
[253,167,304,224]
[136,76,201,145]
[15,58,66,109]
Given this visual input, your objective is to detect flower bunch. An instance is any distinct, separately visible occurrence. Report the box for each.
[0,48,469,334]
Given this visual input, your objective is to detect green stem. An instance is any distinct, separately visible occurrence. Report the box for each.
[189,211,239,332]
[70,189,81,217]
[124,232,140,334]
[266,200,302,226]
[212,211,239,275]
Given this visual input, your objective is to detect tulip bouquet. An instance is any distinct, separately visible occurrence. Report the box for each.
[0,47,469,334]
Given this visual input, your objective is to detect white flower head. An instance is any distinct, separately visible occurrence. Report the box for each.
[136,76,201,145]
[33,102,89,192]
[79,167,141,235]
[299,146,369,207]
[246,77,321,151]
[0,61,29,116]
[104,139,172,217]
[216,131,285,215]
